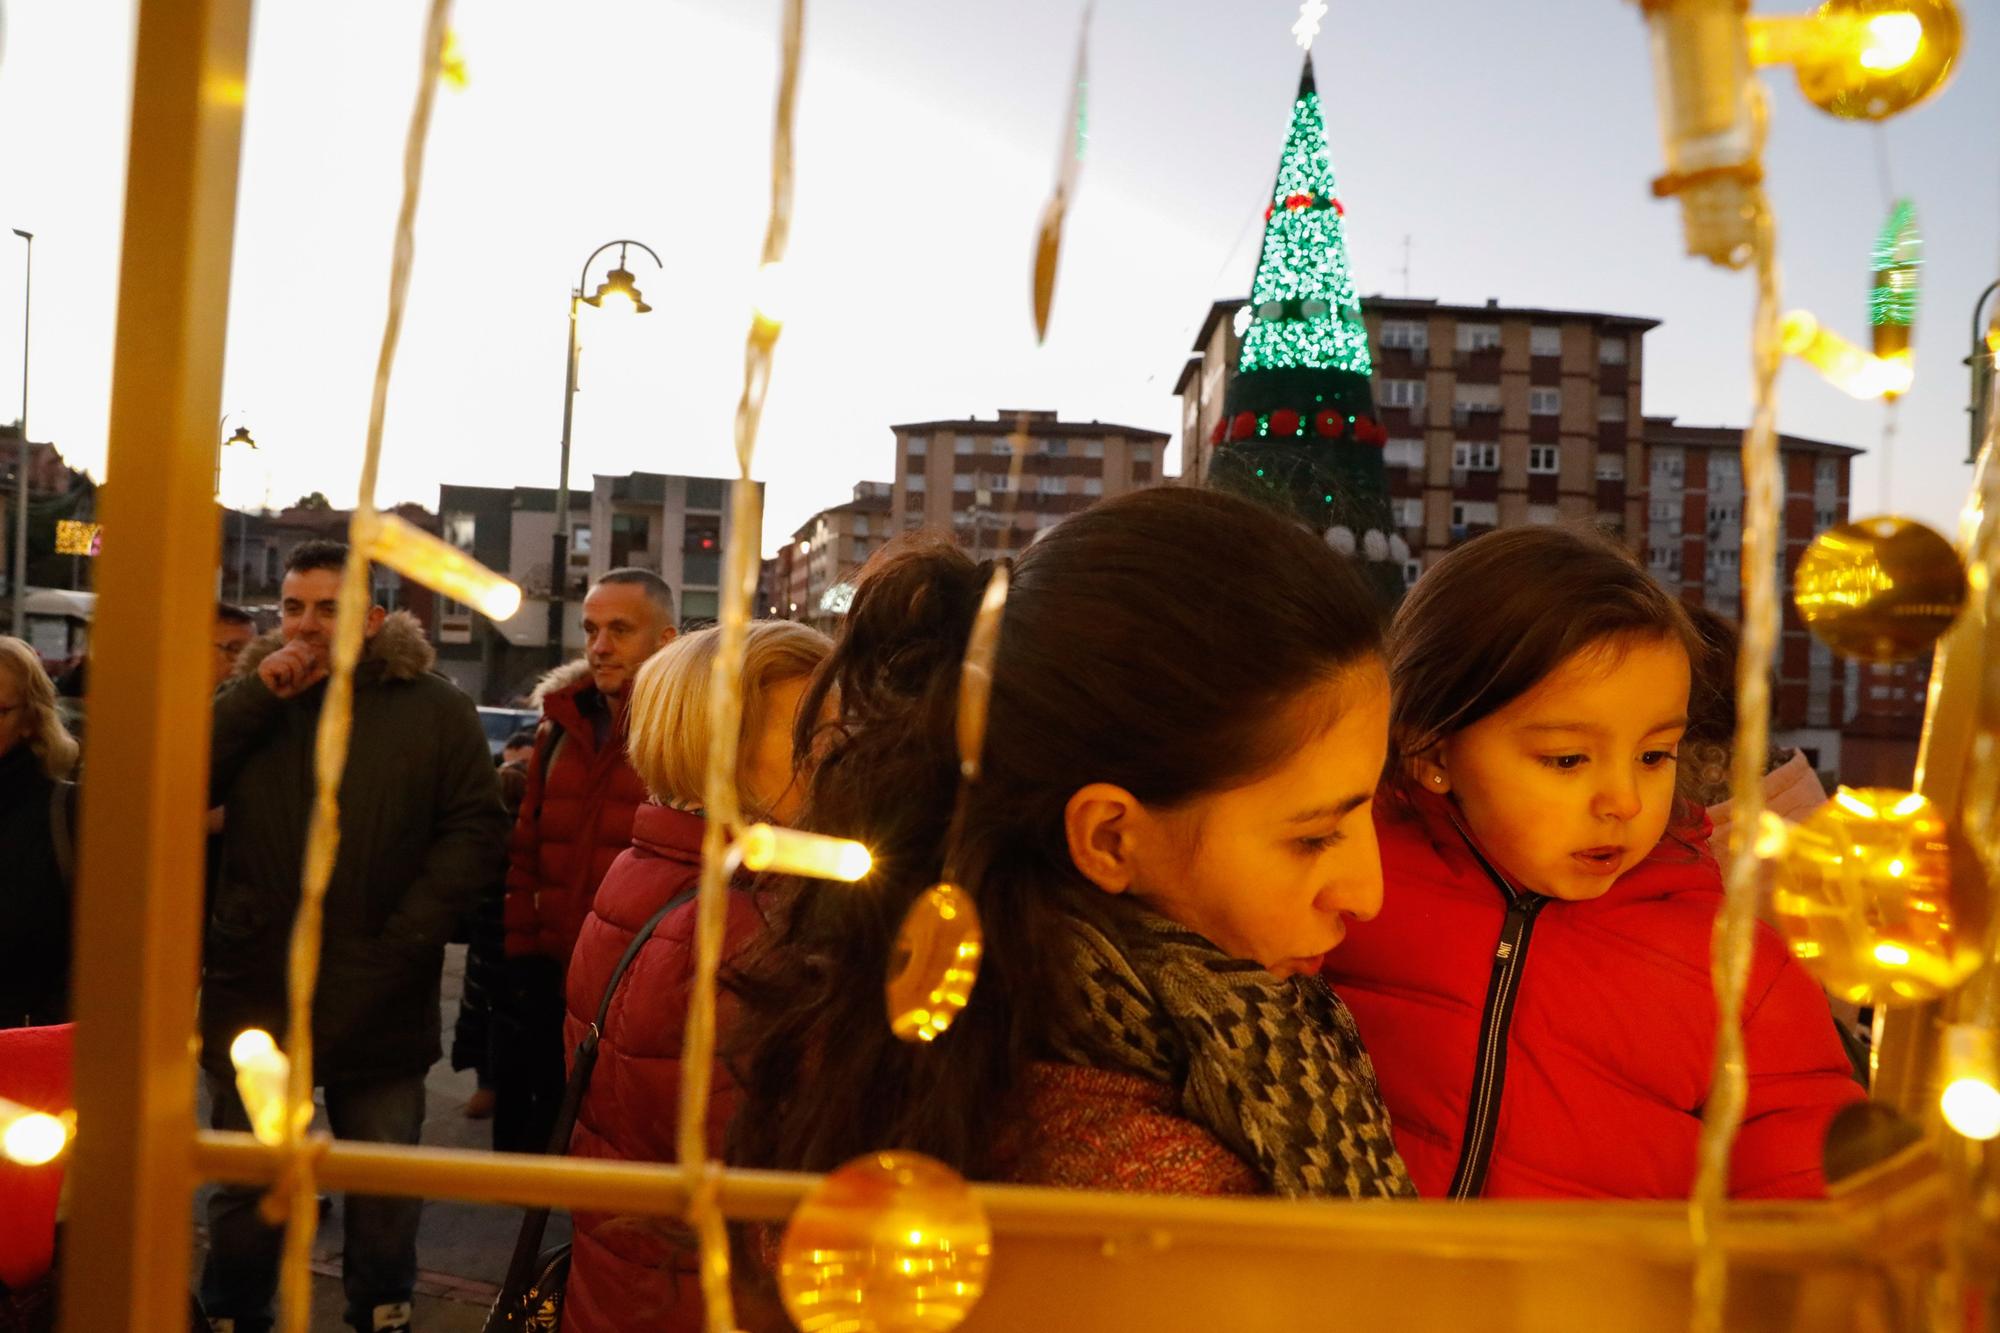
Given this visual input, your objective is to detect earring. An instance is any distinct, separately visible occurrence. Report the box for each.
[1430,773,1445,787]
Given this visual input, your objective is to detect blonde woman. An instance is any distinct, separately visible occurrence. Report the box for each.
[1,637,81,1028]
[556,620,831,1333]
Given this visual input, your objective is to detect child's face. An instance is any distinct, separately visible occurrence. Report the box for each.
[1131,662,1391,977]
[1428,635,1689,902]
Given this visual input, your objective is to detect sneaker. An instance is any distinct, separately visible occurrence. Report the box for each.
[462,1087,496,1119]
[367,1301,414,1333]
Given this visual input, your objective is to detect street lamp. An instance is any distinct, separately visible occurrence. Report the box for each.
[218,415,257,603]
[1969,279,2000,464]
[549,238,662,662]
[9,228,29,637]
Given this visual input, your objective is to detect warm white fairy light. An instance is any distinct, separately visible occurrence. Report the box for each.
[1293,0,1328,51]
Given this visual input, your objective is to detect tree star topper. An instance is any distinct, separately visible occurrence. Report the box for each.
[1293,0,1329,51]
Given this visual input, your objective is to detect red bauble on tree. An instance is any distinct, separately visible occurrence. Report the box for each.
[1313,408,1346,438]
[1354,416,1387,446]
[1209,418,1226,446]
[1269,408,1301,437]
[1228,411,1258,441]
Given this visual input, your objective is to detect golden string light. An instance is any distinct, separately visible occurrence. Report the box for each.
[675,4,808,1331]
[0,1095,72,1168]
[1780,310,1914,399]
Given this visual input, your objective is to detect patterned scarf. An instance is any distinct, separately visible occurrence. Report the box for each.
[1050,906,1416,1200]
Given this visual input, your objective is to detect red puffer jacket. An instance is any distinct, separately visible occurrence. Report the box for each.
[503,662,651,965]
[559,803,765,1333]
[1324,792,1862,1200]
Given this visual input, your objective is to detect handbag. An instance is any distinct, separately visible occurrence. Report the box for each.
[481,885,695,1333]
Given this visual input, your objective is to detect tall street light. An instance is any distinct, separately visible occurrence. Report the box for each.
[1969,280,2000,463]
[548,238,662,663]
[9,229,29,637]
[218,415,257,603]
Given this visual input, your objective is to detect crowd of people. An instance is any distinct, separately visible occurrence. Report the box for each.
[0,487,1871,1333]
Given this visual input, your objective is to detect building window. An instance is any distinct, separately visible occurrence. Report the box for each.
[1455,323,1501,352]
[903,509,924,530]
[443,512,475,550]
[1597,394,1628,423]
[953,475,974,492]
[1529,387,1561,417]
[685,478,724,509]
[1815,507,1836,529]
[1528,444,1560,474]
[1814,457,1838,486]
[853,516,870,538]
[955,434,975,456]
[1530,325,1562,358]
[986,472,1013,493]
[1598,334,1628,365]
[1132,444,1153,465]
[1383,438,1424,469]
[1394,496,1424,529]
[1403,559,1424,588]
[1451,500,1498,527]
[1381,379,1426,409]
[1527,504,1559,525]
[1045,439,1068,457]
[1453,441,1499,471]
[1651,449,1683,482]
[571,523,592,554]
[991,437,1012,457]
[1381,319,1428,351]
[1083,477,1104,496]
[1038,475,1066,495]
[1452,384,1501,420]
[1084,439,1105,459]
[906,473,926,493]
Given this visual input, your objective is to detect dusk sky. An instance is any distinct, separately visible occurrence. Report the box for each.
[1,0,1994,553]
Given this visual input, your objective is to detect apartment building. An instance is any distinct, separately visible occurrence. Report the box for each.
[766,481,892,627]
[889,409,1170,554]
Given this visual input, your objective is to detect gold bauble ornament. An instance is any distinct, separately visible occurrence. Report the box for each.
[778,1150,993,1333]
[1766,788,1986,1004]
[886,883,984,1044]
[1792,515,1966,661]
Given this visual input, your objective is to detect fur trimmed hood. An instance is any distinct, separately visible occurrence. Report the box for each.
[235,609,437,685]
[530,658,594,707]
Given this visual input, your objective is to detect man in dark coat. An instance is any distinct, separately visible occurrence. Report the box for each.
[199,540,506,1333]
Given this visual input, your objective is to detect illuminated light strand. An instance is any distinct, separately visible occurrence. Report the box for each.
[358,510,521,621]
[1781,309,1914,399]
[0,1095,72,1167]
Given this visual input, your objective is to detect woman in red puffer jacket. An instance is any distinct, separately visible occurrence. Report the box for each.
[559,620,830,1333]
[1326,528,1861,1201]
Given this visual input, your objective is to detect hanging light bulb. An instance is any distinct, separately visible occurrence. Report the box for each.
[1749,0,1963,120]
[778,1151,992,1333]
[229,1028,307,1147]
[1793,515,1967,661]
[359,510,523,622]
[0,1096,72,1167]
[886,882,985,1043]
[736,823,872,882]
[1782,310,1915,399]
[1940,1023,2000,1141]
[1765,788,1986,1004]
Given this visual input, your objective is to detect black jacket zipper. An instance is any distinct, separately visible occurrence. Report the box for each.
[1445,821,1548,1200]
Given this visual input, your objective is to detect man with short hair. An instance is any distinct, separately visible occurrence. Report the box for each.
[212,603,256,692]
[495,568,676,1153]
[200,540,506,1333]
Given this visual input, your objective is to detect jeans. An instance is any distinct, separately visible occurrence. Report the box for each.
[200,1071,427,1332]
[491,954,568,1154]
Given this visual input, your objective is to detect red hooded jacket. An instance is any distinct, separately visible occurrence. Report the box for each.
[1324,793,1862,1200]
[558,803,764,1333]
[503,661,652,965]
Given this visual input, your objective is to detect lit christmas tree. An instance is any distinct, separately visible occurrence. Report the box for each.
[1207,55,1405,600]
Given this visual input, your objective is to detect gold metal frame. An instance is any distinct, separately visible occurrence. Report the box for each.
[57,3,1975,1330]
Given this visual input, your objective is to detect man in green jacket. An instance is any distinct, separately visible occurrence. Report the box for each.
[199,540,506,1333]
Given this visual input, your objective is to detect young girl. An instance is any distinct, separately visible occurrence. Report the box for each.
[1325,526,1861,1200]
[559,620,832,1333]
[728,487,1413,1200]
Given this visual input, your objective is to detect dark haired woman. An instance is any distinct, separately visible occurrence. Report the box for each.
[728,487,1414,1200]
[1325,525,1860,1201]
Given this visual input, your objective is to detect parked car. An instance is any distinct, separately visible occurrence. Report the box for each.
[476,706,541,760]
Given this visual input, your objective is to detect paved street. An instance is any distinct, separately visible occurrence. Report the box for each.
[192,945,568,1331]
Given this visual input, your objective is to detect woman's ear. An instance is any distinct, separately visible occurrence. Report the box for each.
[1406,748,1451,795]
[1064,783,1142,895]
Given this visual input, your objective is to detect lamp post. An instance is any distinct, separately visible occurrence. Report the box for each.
[217,415,257,602]
[548,238,662,663]
[9,228,29,637]
[1969,280,2000,464]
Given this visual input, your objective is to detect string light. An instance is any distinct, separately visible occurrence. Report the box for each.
[229,1028,304,1148]
[0,1095,71,1167]
[736,823,873,882]
[1780,309,1914,399]
[358,510,522,621]
[1939,1024,2000,1141]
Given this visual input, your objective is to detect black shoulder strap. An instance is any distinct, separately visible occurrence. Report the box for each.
[490,882,700,1322]
[49,779,78,887]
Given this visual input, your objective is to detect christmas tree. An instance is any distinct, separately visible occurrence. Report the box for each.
[1207,56,1405,601]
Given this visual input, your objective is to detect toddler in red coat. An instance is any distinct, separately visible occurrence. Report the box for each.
[1325,526,1861,1199]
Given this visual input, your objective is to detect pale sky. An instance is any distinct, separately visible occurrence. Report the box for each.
[1,0,1995,555]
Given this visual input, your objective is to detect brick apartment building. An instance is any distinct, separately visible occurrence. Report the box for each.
[1177,295,1657,584]
[764,481,892,627]
[889,410,1170,555]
